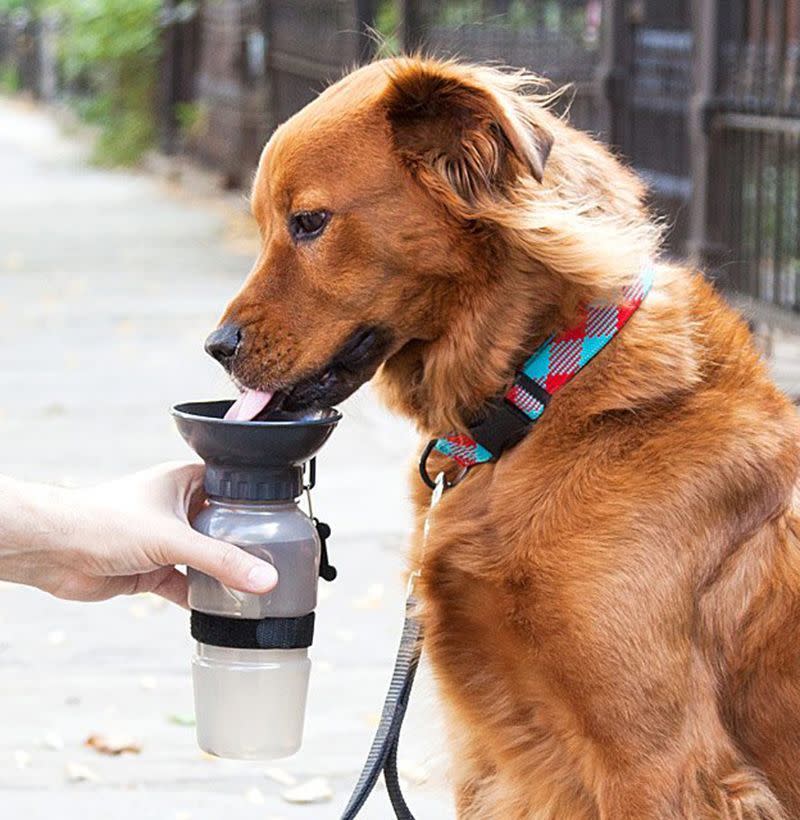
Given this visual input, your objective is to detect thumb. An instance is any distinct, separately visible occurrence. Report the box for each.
[160,528,278,594]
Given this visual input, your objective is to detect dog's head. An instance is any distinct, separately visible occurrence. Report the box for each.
[206,57,560,419]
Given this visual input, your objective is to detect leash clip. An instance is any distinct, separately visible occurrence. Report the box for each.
[407,470,445,597]
[405,568,421,599]
[419,439,470,491]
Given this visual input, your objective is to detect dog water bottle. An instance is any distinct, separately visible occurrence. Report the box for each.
[171,400,340,759]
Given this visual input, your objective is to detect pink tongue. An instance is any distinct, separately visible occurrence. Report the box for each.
[224,389,275,421]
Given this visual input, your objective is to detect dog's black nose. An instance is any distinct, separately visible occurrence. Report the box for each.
[205,324,241,365]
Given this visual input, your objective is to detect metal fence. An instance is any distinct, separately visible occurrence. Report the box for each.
[403,1,603,135]
[617,4,693,253]
[159,1,203,156]
[706,0,800,321]
[187,0,271,186]
[402,0,799,321]
[0,9,40,96]
[3,0,799,323]
[159,0,376,187]
[266,0,374,125]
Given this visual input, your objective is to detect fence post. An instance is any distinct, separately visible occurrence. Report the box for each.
[355,0,379,62]
[595,0,633,147]
[399,0,425,53]
[687,0,720,267]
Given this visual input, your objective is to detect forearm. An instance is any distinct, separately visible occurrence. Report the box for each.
[0,475,75,588]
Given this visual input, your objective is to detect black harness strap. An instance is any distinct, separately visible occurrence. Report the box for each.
[340,594,423,820]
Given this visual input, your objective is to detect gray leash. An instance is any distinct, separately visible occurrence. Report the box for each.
[340,473,445,819]
[339,593,422,819]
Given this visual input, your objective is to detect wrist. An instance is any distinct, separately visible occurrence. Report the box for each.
[0,476,77,585]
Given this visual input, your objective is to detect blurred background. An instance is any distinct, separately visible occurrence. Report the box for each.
[0,1,799,819]
[4,0,800,327]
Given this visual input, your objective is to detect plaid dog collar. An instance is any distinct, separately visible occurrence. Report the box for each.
[420,263,656,488]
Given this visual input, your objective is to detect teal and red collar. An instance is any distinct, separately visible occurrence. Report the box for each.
[420,264,655,489]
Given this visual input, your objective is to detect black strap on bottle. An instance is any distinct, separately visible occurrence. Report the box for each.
[340,593,423,819]
[190,610,315,650]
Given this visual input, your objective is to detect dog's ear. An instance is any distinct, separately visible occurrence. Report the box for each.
[384,61,553,208]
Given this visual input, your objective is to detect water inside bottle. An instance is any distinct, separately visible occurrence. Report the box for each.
[193,644,311,759]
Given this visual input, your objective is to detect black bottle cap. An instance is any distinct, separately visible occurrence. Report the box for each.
[171,400,341,501]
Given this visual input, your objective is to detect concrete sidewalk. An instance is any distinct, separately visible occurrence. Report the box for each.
[0,98,451,820]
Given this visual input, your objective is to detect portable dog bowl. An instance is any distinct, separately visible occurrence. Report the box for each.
[172,400,340,759]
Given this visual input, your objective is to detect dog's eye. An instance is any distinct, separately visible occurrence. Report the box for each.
[289,210,330,242]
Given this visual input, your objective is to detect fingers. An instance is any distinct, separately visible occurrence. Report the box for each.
[149,567,189,608]
[160,461,207,522]
[158,529,278,595]
[124,566,189,608]
[122,462,206,521]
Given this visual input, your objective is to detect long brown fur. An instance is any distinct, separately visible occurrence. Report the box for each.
[215,56,800,818]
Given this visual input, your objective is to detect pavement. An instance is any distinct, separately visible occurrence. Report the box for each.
[770,329,800,399]
[0,96,799,820]
[0,97,452,820]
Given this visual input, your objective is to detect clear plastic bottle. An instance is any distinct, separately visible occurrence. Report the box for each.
[172,400,340,760]
[189,498,320,759]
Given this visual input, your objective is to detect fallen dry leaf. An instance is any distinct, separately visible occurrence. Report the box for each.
[115,318,135,336]
[65,761,100,783]
[41,731,65,751]
[128,602,149,619]
[263,766,297,786]
[13,749,31,769]
[281,776,333,805]
[4,251,24,270]
[245,786,266,805]
[398,760,431,786]
[168,712,196,727]
[352,582,385,610]
[85,733,141,756]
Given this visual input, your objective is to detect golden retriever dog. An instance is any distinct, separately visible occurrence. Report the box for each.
[204,57,800,818]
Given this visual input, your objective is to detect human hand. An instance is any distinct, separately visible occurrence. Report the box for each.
[0,463,278,607]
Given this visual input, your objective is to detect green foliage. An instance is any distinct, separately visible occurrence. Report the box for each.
[0,63,20,92]
[0,1,26,96]
[0,0,38,11]
[54,0,161,166]
[374,0,401,57]
[174,100,207,142]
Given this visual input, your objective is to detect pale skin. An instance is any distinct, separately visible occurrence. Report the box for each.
[0,462,278,607]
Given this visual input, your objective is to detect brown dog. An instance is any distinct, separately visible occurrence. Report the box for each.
[206,57,800,819]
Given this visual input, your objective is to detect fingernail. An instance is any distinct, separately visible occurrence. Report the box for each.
[247,562,277,591]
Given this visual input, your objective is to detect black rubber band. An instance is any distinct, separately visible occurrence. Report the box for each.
[190,610,315,649]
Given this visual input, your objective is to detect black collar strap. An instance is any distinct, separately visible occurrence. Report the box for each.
[421,265,655,489]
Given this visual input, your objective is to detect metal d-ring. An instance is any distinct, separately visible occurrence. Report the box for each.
[419,439,470,491]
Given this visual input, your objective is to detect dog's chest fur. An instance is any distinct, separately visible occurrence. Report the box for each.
[399,272,800,818]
